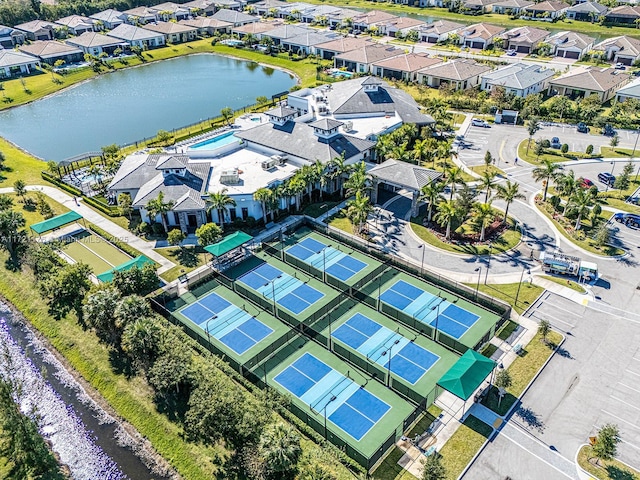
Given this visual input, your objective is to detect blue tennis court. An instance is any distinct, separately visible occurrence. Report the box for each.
[237,263,325,314]
[379,280,480,340]
[179,291,273,355]
[286,237,367,282]
[332,313,439,384]
[274,353,390,441]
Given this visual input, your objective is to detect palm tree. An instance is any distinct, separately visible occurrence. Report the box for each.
[344,161,371,197]
[435,139,454,168]
[479,170,497,203]
[253,187,273,225]
[419,181,445,223]
[146,192,174,232]
[13,179,27,203]
[434,200,458,240]
[532,159,562,201]
[495,180,525,225]
[473,202,494,242]
[286,175,306,211]
[259,423,301,476]
[329,154,350,198]
[413,139,430,165]
[346,191,373,234]
[567,188,594,230]
[312,160,327,200]
[556,170,578,198]
[445,166,464,200]
[526,118,540,153]
[207,188,236,230]
[121,317,162,371]
[390,143,410,163]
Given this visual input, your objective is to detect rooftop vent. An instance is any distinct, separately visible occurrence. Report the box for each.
[220,168,240,184]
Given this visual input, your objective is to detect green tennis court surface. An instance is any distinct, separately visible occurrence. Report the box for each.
[62,230,131,274]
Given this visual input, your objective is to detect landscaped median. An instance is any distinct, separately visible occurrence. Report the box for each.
[577,445,640,480]
[517,139,600,165]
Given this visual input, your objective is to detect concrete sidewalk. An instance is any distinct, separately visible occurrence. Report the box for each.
[0,185,176,274]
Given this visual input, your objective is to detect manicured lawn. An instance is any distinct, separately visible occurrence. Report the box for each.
[599,146,636,158]
[481,343,498,358]
[578,445,640,480]
[328,210,355,234]
[497,319,520,341]
[518,139,594,165]
[439,416,493,480]
[540,275,586,294]
[536,200,625,256]
[0,138,48,186]
[482,330,563,416]
[470,165,505,177]
[473,282,544,315]
[301,201,341,218]
[4,193,69,227]
[410,216,521,256]
[155,246,209,283]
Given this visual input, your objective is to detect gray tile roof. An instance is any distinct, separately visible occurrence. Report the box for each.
[567,1,608,14]
[174,190,206,211]
[235,121,375,164]
[266,105,297,117]
[369,159,442,191]
[460,22,505,41]
[56,15,96,29]
[501,26,549,45]
[310,118,344,129]
[156,155,189,169]
[90,9,126,23]
[144,21,197,35]
[211,9,258,24]
[372,53,442,73]
[594,35,640,57]
[551,66,631,92]
[0,49,38,67]
[15,20,57,33]
[325,76,434,125]
[616,76,640,98]
[525,0,568,12]
[18,40,82,58]
[262,24,311,40]
[66,32,126,48]
[417,20,464,36]
[108,24,163,41]
[334,43,404,65]
[283,30,338,47]
[481,63,554,90]
[418,59,492,81]
[492,0,533,8]
[547,30,595,50]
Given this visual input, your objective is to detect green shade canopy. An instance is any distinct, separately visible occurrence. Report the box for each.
[97,255,155,283]
[30,211,83,234]
[204,231,253,257]
[437,350,496,401]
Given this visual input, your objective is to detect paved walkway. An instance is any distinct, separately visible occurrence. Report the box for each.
[0,185,176,274]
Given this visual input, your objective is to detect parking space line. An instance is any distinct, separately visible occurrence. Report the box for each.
[619,383,640,395]
[500,431,576,479]
[531,310,576,328]
[626,369,640,378]
[610,395,640,412]
[601,410,640,431]
[621,439,640,453]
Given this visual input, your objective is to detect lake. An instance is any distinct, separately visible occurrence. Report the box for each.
[0,54,296,161]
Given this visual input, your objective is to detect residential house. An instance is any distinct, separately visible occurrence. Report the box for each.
[547,31,594,59]
[181,17,233,36]
[459,23,505,49]
[123,7,160,25]
[213,0,247,12]
[144,21,198,43]
[604,5,640,24]
[372,53,442,81]
[615,77,640,101]
[500,26,549,53]
[593,35,640,65]
[351,10,398,34]
[549,66,631,101]
[379,16,425,37]
[566,1,609,21]
[14,20,58,41]
[314,36,373,60]
[0,25,26,48]
[183,0,218,17]
[251,0,290,17]
[480,63,554,96]
[261,24,312,45]
[55,15,97,36]
[150,2,191,21]
[0,49,39,78]
[18,40,83,65]
[299,4,342,24]
[325,8,362,28]
[417,59,492,90]
[108,24,166,49]
[416,20,464,43]
[280,31,339,55]
[273,2,308,20]
[334,44,404,73]
[90,9,127,29]
[211,9,258,26]
[491,0,533,15]
[523,0,570,19]
[463,0,504,13]
[65,32,129,56]
[231,20,282,39]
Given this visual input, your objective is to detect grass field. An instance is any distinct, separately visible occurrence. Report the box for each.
[518,140,593,165]
[578,445,640,480]
[3,193,69,228]
[439,415,493,480]
[62,230,131,275]
[155,246,209,283]
[540,275,586,293]
[473,282,544,315]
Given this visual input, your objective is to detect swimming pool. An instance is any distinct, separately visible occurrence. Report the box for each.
[189,132,240,151]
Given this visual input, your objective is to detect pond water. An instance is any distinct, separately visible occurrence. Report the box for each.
[0,302,171,480]
[0,54,296,161]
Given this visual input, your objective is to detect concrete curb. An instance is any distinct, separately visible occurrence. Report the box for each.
[575,444,596,480]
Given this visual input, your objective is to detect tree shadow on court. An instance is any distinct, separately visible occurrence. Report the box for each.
[515,406,545,433]
[606,465,636,480]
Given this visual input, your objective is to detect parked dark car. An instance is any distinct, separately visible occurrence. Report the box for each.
[614,212,640,227]
[602,124,616,136]
[577,122,588,133]
[550,137,561,148]
[597,172,616,186]
[629,196,640,205]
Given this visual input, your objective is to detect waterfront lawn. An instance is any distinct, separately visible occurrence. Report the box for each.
[4,193,69,227]
[0,137,47,186]
[472,282,544,315]
[578,445,640,480]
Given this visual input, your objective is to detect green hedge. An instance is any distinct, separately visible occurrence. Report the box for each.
[83,196,120,217]
[87,224,150,262]
[41,171,120,217]
[41,171,82,197]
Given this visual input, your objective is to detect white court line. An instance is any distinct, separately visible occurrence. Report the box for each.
[500,430,576,479]
[619,383,640,395]
[601,410,640,431]
[611,395,640,413]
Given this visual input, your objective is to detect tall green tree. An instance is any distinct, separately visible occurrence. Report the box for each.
[479,170,496,203]
[115,295,150,330]
[329,154,351,198]
[473,202,494,242]
[13,179,27,203]
[495,369,512,407]
[118,193,133,219]
[0,195,14,211]
[220,106,234,125]
[112,264,159,296]
[195,222,222,246]
[167,229,186,248]
[346,191,373,235]
[344,161,371,198]
[532,159,562,201]
[435,200,459,240]
[419,181,445,223]
[556,170,578,198]
[207,188,236,230]
[421,453,446,480]
[445,166,464,201]
[121,317,163,371]
[592,424,621,466]
[254,187,274,225]
[259,423,302,478]
[526,118,540,153]
[538,318,551,343]
[146,191,174,232]
[567,187,594,231]
[614,161,634,190]
[0,209,28,270]
[83,287,122,344]
[43,263,92,322]
[495,180,525,225]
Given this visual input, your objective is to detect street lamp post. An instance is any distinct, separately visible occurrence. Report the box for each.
[484,243,493,284]
[322,245,331,283]
[204,315,217,350]
[474,267,482,301]
[514,266,531,307]
[387,338,401,387]
[632,127,640,159]
[431,298,441,343]
[418,244,425,275]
